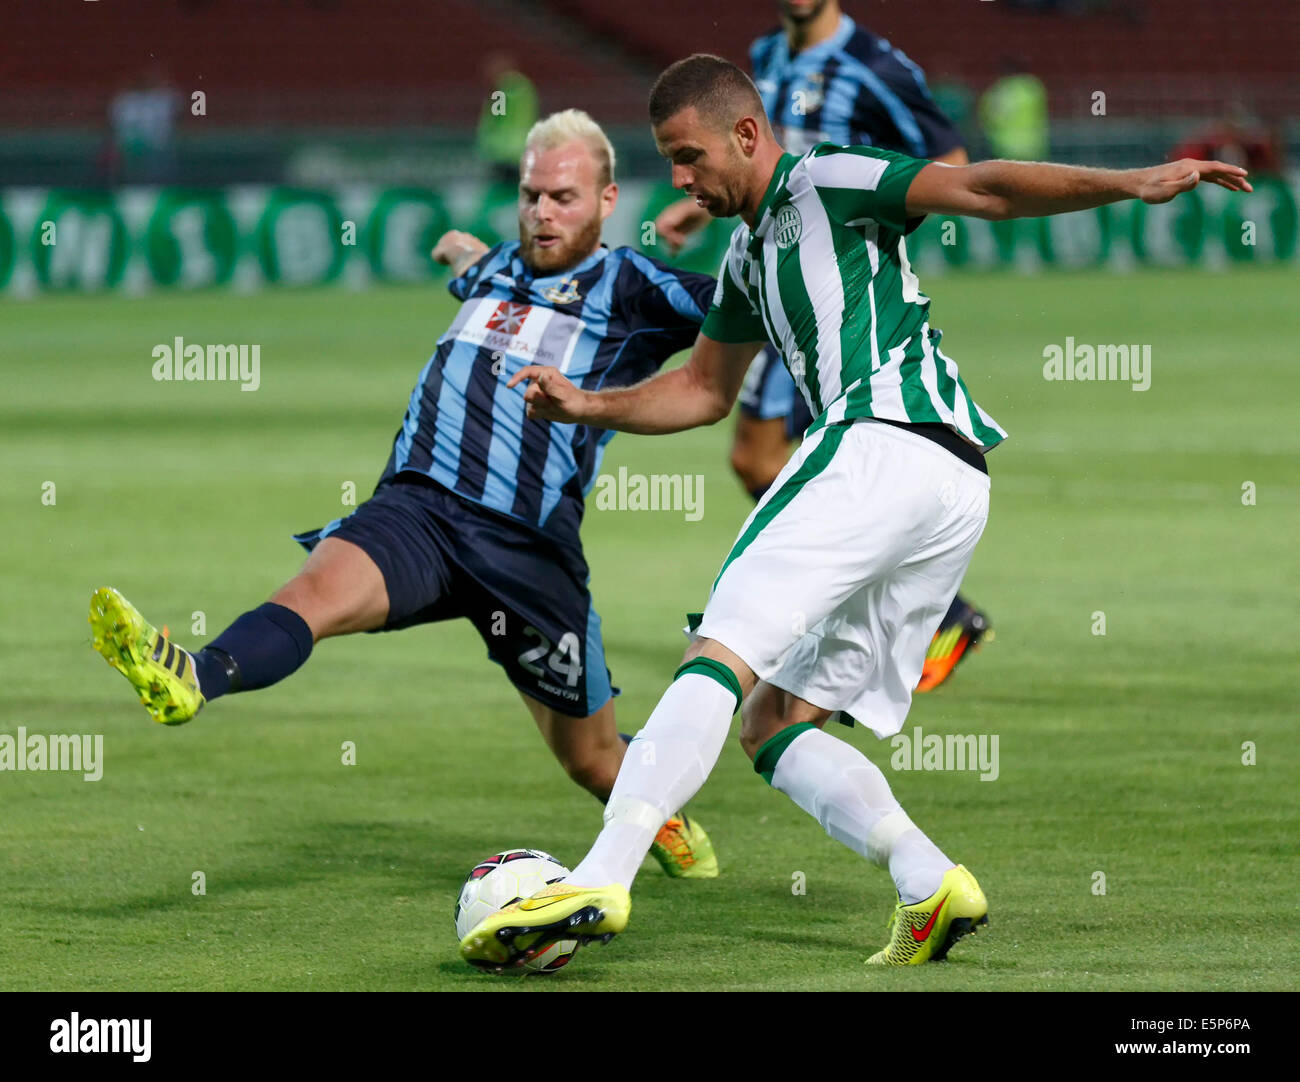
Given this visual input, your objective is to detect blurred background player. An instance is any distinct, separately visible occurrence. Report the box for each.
[472,52,542,242]
[979,57,1050,162]
[100,61,181,185]
[654,0,990,692]
[477,52,540,186]
[88,109,720,880]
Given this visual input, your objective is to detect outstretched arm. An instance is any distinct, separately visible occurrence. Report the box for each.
[905,157,1252,221]
[654,197,713,254]
[506,333,765,435]
[432,230,490,277]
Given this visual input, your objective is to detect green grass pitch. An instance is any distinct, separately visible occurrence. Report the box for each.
[2,266,1298,991]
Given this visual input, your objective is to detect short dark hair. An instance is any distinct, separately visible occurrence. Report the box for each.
[648,53,768,133]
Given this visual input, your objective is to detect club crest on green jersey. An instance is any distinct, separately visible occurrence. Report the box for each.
[774,204,803,249]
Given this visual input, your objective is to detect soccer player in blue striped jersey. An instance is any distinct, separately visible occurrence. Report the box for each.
[656,0,990,691]
[87,110,720,879]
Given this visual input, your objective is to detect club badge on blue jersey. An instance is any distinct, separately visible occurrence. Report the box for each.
[543,276,582,305]
[793,71,825,117]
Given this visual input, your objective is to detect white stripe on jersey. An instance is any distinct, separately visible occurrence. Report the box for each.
[761,233,800,384]
[759,232,795,384]
[727,229,751,298]
[714,226,753,311]
[870,342,909,419]
[938,347,976,438]
[557,318,585,374]
[791,172,845,406]
[824,378,857,426]
[805,150,889,193]
[897,237,927,306]
[862,222,882,372]
[710,271,726,309]
[453,295,558,365]
[918,329,958,429]
[450,296,505,343]
[747,247,782,350]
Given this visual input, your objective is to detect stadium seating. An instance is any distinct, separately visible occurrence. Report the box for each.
[3,0,1295,129]
[543,0,1297,120]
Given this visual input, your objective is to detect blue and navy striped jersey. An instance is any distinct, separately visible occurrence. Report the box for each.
[379,242,713,541]
[750,14,962,158]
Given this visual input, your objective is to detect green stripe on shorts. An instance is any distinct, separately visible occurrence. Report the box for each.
[711,422,849,593]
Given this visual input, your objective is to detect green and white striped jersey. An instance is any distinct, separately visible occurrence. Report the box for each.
[702,143,1007,450]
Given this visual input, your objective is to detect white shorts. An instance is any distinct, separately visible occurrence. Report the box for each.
[695,419,990,738]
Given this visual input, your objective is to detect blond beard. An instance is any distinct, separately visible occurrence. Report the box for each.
[518,213,603,275]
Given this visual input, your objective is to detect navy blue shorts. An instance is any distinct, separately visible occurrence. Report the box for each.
[293,475,616,718]
[737,344,814,439]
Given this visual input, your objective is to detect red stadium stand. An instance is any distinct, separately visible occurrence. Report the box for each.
[1,0,638,128]
[542,0,1298,120]
[2,0,1295,129]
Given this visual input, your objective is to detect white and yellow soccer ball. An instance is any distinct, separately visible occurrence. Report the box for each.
[453,848,579,974]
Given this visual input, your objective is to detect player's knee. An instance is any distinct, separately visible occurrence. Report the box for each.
[739,719,781,761]
[739,688,830,761]
[738,693,782,761]
[268,573,325,627]
[269,572,348,641]
[273,545,389,639]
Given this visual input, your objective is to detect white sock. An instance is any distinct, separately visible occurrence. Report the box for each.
[566,670,737,889]
[889,829,954,905]
[769,727,951,904]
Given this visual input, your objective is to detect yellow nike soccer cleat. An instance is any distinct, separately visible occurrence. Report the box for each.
[88,586,205,726]
[649,812,719,878]
[866,864,988,966]
[459,881,631,972]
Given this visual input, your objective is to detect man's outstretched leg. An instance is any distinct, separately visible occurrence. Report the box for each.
[89,537,389,725]
[459,639,751,969]
[739,682,987,966]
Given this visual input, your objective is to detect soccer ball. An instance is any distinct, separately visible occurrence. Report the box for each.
[453,848,579,974]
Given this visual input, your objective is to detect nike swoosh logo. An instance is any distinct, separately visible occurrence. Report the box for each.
[911,892,950,942]
[518,891,585,912]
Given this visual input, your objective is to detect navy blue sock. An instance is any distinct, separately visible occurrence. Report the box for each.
[192,603,314,701]
[942,593,968,627]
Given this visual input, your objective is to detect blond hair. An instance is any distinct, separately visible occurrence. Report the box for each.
[523,109,616,188]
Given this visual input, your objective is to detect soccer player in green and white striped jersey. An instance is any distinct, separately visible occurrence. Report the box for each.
[460,55,1251,971]
[705,140,1008,451]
